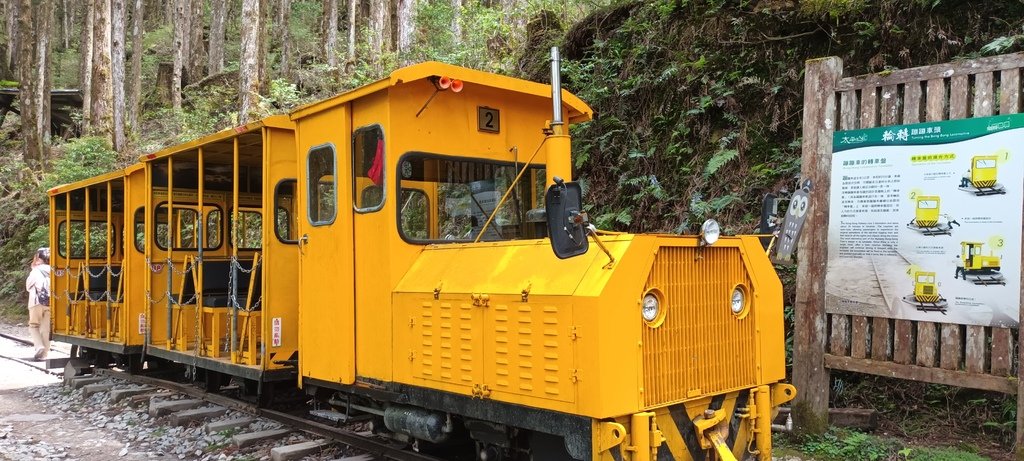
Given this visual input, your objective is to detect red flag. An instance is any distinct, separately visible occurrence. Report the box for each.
[368,138,384,185]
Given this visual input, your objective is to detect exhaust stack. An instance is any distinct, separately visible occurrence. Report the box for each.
[551,47,563,126]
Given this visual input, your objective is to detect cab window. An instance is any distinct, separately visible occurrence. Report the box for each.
[397,153,546,243]
[308,145,336,225]
[353,125,385,212]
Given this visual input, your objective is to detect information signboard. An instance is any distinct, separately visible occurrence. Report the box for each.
[826,114,1024,328]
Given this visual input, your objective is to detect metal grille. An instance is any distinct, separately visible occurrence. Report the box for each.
[922,286,935,295]
[642,245,758,408]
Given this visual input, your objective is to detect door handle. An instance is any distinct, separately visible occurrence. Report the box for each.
[299,234,309,246]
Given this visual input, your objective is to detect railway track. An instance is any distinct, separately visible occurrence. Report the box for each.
[0,334,447,461]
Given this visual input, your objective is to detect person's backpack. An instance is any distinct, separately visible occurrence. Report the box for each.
[36,285,49,307]
[34,268,50,307]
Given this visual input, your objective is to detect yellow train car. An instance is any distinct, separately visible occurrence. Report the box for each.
[49,165,148,368]
[290,58,794,460]
[956,241,1005,285]
[913,271,939,302]
[970,155,998,188]
[913,196,939,227]
[138,115,299,391]
[959,155,1006,195]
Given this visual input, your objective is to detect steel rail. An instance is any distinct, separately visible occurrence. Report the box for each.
[95,369,443,461]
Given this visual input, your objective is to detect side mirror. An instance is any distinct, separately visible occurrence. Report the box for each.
[545,178,589,259]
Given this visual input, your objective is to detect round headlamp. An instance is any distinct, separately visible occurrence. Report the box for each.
[642,293,660,323]
[700,219,721,246]
[731,284,749,317]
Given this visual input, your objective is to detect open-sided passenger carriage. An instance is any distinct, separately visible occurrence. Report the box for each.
[49,166,146,369]
[138,115,299,393]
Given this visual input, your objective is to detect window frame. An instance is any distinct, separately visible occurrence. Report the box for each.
[133,207,145,253]
[228,206,264,251]
[352,124,387,214]
[56,219,118,259]
[274,178,298,244]
[307,143,338,227]
[395,151,546,246]
[152,201,225,251]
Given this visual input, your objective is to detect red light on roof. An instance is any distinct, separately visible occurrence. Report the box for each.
[450,79,464,93]
[146,154,156,159]
[234,126,247,133]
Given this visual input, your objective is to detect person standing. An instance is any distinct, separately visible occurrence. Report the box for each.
[26,247,51,360]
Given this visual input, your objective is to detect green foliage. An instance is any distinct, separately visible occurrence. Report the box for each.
[778,428,988,461]
[981,29,1024,55]
[45,137,119,189]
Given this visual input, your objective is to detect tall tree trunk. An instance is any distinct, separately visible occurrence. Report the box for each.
[171,0,184,109]
[451,0,461,45]
[17,0,37,164]
[79,0,94,131]
[0,0,8,80]
[128,0,143,131]
[368,0,388,71]
[61,0,69,50]
[275,0,291,78]
[239,0,260,124]
[395,0,413,64]
[111,0,126,151]
[18,0,51,167]
[346,0,355,66]
[187,0,204,81]
[208,0,225,75]
[257,0,270,92]
[38,0,51,144]
[164,0,172,28]
[323,0,337,67]
[92,0,114,141]
[7,0,19,81]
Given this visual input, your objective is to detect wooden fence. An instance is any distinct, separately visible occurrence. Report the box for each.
[793,52,1024,451]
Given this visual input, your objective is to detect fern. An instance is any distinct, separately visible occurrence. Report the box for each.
[704,148,739,177]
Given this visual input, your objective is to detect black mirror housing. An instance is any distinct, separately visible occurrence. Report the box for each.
[545,179,589,259]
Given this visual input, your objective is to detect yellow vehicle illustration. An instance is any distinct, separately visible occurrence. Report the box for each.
[959,155,1006,196]
[955,241,1006,285]
[906,195,959,236]
[901,271,947,313]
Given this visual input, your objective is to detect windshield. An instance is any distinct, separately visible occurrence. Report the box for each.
[975,159,996,169]
[398,153,547,243]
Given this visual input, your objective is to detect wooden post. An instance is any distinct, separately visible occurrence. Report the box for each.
[793,56,842,435]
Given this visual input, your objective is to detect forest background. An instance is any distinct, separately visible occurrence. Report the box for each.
[3,0,1024,458]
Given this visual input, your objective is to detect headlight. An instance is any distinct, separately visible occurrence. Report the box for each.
[731,284,749,317]
[731,287,745,314]
[700,219,721,246]
[642,293,660,322]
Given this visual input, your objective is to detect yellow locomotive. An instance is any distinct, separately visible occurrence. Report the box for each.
[959,154,1006,196]
[900,271,947,312]
[956,241,1005,285]
[906,195,958,236]
[50,52,796,460]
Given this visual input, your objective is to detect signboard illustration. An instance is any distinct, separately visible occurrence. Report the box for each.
[825,114,1024,328]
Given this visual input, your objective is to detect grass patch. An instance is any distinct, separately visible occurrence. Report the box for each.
[0,300,27,324]
[775,428,989,461]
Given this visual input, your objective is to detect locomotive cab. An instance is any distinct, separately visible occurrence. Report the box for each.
[292,59,794,461]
